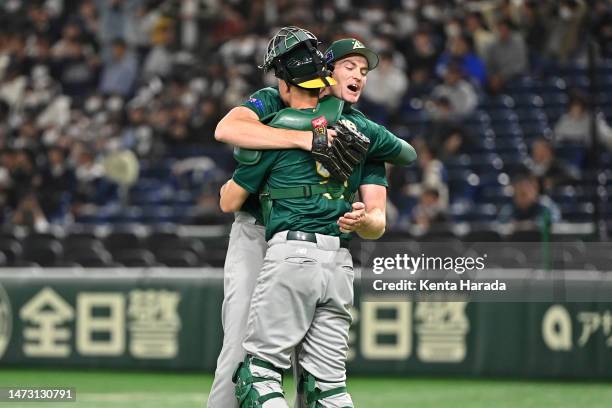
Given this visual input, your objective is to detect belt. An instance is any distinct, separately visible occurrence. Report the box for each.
[286,231,350,249]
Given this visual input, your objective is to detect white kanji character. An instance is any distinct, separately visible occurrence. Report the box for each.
[415,302,469,363]
[127,290,181,359]
[20,287,75,357]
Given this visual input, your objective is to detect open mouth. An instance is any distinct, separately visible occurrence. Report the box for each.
[347,84,359,92]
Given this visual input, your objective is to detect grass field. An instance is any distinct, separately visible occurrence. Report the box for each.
[0,369,611,407]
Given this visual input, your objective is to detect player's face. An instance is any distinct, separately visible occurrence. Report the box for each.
[330,55,369,104]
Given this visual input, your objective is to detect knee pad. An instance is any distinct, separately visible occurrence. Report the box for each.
[299,371,353,408]
[233,355,285,407]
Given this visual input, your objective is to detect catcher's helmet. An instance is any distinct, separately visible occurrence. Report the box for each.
[262,26,336,89]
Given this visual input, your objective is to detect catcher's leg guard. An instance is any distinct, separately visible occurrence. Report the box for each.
[299,371,353,408]
[233,355,286,407]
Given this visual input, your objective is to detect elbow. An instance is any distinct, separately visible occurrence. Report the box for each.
[219,199,238,213]
[214,123,229,143]
[390,140,417,166]
[370,225,386,240]
[358,222,386,240]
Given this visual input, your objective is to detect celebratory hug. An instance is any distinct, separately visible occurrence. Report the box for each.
[209,26,417,408]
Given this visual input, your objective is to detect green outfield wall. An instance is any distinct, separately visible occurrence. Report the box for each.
[0,269,610,378]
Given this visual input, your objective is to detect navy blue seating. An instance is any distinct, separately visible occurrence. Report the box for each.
[560,202,595,222]
[555,143,587,168]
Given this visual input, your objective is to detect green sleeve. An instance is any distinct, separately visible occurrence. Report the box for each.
[360,161,388,187]
[240,87,284,119]
[232,151,278,194]
[364,120,417,166]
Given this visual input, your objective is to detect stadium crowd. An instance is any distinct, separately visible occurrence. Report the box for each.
[0,0,611,238]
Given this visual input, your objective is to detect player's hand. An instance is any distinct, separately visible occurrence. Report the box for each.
[337,202,367,233]
[326,129,337,146]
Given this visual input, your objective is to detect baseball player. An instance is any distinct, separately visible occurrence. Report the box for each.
[219,31,415,408]
[208,29,416,407]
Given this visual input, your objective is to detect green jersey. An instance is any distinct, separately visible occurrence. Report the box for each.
[236,88,396,226]
[233,96,402,240]
[238,87,286,223]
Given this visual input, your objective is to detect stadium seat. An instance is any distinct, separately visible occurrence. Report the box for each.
[469,153,504,174]
[512,93,543,108]
[199,235,229,267]
[481,94,515,110]
[156,249,200,267]
[111,249,156,267]
[495,247,528,268]
[555,143,587,168]
[104,232,143,251]
[147,231,203,251]
[506,230,542,242]
[462,228,502,242]
[65,247,114,267]
[22,241,63,267]
[63,233,103,252]
[0,239,22,265]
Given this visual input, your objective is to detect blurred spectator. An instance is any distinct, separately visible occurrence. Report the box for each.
[38,146,75,220]
[431,63,478,118]
[545,0,587,63]
[436,34,487,87]
[485,19,528,93]
[72,144,111,209]
[190,100,223,146]
[592,1,612,59]
[99,38,138,97]
[465,12,495,60]
[0,0,608,233]
[553,91,612,149]
[425,97,471,160]
[97,0,141,46]
[6,149,40,210]
[51,36,100,99]
[12,192,49,232]
[0,61,27,107]
[411,188,450,233]
[120,100,154,156]
[525,138,579,192]
[402,67,436,111]
[406,141,449,209]
[498,173,560,230]
[361,50,408,122]
[142,17,176,79]
[403,30,439,77]
[516,0,549,63]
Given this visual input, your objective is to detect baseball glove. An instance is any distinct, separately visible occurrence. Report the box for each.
[329,120,370,176]
[310,117,370,181]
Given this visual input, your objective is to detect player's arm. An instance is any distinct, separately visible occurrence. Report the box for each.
[219,179,249,213]
[358,184,387,239]
[215,106,313,150]
[360,117,417,165]
[338,162,387,239]
[219,150,276,213]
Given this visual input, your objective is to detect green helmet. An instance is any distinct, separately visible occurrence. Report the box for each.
[262,26,336,89]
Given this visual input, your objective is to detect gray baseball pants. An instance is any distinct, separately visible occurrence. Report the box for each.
[207,212,266,408]
[242,231,355,408]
